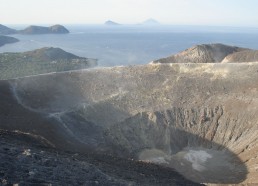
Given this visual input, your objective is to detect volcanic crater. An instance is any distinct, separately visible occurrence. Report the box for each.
[1,62,258,185]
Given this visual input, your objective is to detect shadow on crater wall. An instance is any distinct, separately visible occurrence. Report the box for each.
[103,110,248,184]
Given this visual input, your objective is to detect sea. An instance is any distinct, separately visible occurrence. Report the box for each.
[1,25,258,67]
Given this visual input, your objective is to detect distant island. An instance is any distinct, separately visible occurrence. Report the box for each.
[0,24,17,35]
[0,35,19,47]
[0,24,69,35]
[0,47,97,79]
[104,19,160,26]
[19,24,69,34]
[141,18,160,25]
[104,20,121,26]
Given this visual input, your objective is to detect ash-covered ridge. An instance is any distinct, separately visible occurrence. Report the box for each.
[153,43,256,63]
[1,63,258,185]
[222,50,258,63]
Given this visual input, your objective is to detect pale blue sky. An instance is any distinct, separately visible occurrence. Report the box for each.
[1,0,258,27]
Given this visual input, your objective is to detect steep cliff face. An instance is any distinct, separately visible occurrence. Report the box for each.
[106,106,255,183]
[1,63,258,185]
[153,44,248,63]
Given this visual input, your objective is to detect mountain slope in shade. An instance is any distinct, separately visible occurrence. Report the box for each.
[0,24,17,35]
[0,35,19,47]
[0,130,202,186]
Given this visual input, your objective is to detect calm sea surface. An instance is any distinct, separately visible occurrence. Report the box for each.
[1,25,258,67]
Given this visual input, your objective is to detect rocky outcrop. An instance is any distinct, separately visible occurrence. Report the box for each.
[0,35,19,47]
[222,50,258,63]
[153,44,249,63]
[19,24,69,34]
[0,130,201,186]
[0,24,17,35]
[1,63,258,185]
[0,47,97,79]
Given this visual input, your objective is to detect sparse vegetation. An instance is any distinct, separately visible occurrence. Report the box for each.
[0,47,97,79]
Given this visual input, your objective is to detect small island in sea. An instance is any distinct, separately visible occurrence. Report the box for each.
[104,20,121,26]
[0,24,69,35]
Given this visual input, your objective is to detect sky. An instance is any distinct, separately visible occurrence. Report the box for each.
[1,0,258,27]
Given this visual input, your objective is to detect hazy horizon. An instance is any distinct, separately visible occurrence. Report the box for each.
[4,23,258,29]
[1,0,258,27]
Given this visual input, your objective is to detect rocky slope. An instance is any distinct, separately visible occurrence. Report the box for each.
[0,130,201,186]
[153,44,249,63]
[1,63,258,185]
[0,35,19,47]
[0,24,17,35]
[19,24,69,34]
[0,47,97,79]
[222,50,258,63]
